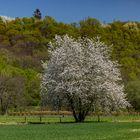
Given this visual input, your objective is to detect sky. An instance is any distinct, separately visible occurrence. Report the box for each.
[0,0,139,23]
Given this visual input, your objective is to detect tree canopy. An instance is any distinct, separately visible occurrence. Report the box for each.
[41,35,129,122]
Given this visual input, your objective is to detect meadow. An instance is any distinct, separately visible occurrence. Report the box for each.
[0,122,140,140]
[0,115,139,140]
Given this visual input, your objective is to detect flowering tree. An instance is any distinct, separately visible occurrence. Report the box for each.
[41,35,129,122]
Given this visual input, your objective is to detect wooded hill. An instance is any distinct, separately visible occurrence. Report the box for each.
[0,15,140,112]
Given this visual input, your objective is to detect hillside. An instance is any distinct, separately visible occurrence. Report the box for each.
[0,16,140,111]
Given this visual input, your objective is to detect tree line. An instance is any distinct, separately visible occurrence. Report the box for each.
[0,10,140,114]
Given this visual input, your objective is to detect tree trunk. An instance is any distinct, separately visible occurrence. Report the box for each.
[1,105,7,115]
[0,98,8,115]
[69,98,79,122]
[78,111,85,122]
[78,98,85,122]
[69,98,91,122]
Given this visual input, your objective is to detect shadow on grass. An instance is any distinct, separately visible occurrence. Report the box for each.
[28,122,46,124]
[27,120,108,125]
[60,120,108,124]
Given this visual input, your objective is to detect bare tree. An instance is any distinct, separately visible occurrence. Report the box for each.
[41,35,129,122]
[0,76,25,115]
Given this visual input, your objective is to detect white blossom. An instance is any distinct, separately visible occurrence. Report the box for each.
[0,16,14,23]
[41,35,129,122]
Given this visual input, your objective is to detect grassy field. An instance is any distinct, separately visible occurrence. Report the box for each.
[0,115,139,140]
[0,122,140,140]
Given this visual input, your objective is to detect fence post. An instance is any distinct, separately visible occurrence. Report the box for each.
[59,116,61,123]
[24,116,27,123]
[40,116,42,122]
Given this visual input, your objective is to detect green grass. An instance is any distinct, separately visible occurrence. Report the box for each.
[0,122,140,140]
[0,115,139,140]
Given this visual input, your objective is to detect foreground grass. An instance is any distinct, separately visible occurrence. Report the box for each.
[0,122,140,140]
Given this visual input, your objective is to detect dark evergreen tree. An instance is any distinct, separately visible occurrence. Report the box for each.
[33,9,42,20]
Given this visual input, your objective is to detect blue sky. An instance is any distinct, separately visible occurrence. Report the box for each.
[0,0,139,23]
